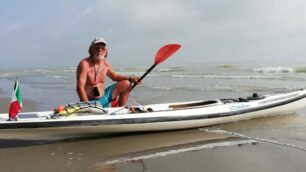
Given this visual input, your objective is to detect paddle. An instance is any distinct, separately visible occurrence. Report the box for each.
[131,44,181,89]
[110,44,181,113]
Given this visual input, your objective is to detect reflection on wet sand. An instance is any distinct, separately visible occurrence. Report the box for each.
[95,137,257,171]
[0,129,248,172]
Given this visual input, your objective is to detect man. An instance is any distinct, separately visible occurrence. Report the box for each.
[76,37,140,107]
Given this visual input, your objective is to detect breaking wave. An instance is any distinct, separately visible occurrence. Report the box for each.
[0,67,76,78]
[170,74,283,80]
[253,67,306,74]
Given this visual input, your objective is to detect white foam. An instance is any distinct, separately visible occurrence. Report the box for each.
[170,74,281,80]
[253,67,295,73]
[100,139,257,166]
[202,128,306,152]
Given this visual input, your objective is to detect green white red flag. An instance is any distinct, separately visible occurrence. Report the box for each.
[9,80,22,119]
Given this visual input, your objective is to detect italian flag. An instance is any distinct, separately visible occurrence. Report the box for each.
[9,80,22,119]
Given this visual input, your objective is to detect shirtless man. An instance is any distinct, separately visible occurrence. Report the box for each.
[76,38,140,107]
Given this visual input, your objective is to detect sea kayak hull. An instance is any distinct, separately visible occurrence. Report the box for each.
[1,89,306,140]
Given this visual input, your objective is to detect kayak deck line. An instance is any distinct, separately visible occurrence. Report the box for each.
[169,100,220,109]
[0,89,306,138]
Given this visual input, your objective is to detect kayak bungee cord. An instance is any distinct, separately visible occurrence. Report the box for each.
[53,101,107,117]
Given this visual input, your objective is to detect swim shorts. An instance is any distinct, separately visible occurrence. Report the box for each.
[91,84,116,107]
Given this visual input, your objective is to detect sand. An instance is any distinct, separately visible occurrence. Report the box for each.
[0,129,306,172]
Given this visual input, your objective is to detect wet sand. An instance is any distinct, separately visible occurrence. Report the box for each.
[0,128,306,172]
[114,142,306,172]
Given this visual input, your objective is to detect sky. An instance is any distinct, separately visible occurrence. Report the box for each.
[1,0,306,69]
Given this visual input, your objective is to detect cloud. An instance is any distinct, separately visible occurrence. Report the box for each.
[2,0,306,69]
[131,0,190,28]
[97,0,193,29]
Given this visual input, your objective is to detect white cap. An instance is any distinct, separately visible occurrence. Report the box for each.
[91,37,107,46]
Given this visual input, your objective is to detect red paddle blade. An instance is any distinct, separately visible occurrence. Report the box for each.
[154,44,181,64]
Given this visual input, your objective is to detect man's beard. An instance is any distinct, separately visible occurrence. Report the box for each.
[93,54,106,60]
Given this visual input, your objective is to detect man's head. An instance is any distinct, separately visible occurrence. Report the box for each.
[88,37,108,59]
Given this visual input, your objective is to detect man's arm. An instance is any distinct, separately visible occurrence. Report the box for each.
[76,61,89,102]
[107,66,141,85]
[107,67,130,82]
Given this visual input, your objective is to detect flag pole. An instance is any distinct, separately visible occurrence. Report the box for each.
[8,79,22,120]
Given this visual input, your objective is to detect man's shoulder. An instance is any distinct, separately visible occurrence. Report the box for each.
[78,57,91,69]
[103,60,111,67]
[79,57,91,64]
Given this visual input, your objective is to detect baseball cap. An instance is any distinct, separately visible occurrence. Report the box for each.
[91,37,107,46]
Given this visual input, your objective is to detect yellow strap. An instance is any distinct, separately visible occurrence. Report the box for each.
[58,106,81,116]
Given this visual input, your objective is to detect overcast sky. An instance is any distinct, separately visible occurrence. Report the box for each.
[1,0,306,69]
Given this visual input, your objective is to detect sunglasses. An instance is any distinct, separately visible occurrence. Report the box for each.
[94,46,106,51]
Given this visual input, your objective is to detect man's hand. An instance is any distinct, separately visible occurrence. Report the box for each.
[129,76,141,85]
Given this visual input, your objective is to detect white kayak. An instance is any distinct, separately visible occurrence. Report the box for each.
[1,89,306,140]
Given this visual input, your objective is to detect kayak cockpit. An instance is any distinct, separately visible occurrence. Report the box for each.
[169,100,221,109]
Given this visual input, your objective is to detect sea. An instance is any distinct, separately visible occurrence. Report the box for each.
[1,61,306,172]
[2,61,306,109]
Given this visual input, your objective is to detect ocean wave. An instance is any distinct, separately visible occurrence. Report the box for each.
[32,67,76,75]
[253,67,306,74]
[0,67,76,78]
[116,67,185,77]
[143,85,238,92]
[157,67,185,73]
[116,71,147,76]
[217,64,235,68]
[142,84,302,93]
[295,67,306,73]
[0,72,20,78]
[114,66,145,72]
[169,74,283,80]
[253,67,294,73]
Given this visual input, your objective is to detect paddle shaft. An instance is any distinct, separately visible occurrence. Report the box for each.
[111,64,157,115]
[110,44,180,114]
[131,63,157,90]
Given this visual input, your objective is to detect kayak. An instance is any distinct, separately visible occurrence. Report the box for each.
[1,89,306,140]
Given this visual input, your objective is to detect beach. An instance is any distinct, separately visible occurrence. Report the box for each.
[1,63,306,171]
[1,117,306,172]
[3,0,306,171]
